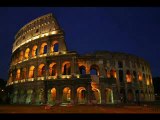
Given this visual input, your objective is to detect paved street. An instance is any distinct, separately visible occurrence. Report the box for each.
[0,104,160,113]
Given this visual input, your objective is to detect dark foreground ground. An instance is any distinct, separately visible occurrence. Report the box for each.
[1,104,160,114]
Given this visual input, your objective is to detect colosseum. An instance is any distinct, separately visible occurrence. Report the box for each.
[6,13,155,105]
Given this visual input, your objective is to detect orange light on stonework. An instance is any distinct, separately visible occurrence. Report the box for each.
[24,48,30,59]
[146,79,150,85]
[138,72,142,81]
[106,71,110,78]
[126,75,131,83]
[29,66,35,78]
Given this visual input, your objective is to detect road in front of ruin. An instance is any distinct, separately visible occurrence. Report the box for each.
[0,104,160,114]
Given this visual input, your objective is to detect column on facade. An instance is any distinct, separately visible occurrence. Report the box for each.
[71,86,76,104]
[87,83,92,104]
[55,86,62,104]
[100,86,105,104]
[57,58,61,78]
[58,36,67,53]
[47,39,51,55]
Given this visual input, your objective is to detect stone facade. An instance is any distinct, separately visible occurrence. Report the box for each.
[6,13,155,105]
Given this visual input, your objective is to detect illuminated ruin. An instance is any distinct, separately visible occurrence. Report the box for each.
[6,13,155,105]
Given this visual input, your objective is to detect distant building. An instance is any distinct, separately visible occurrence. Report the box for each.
[6,13,155,105]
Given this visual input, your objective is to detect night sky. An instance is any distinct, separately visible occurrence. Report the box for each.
[0,7,160,80]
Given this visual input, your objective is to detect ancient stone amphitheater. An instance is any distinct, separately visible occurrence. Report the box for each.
[6,13,155,105]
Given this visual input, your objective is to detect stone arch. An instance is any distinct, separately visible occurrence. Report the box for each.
[19,51,24,61]
[32,45,38,57]
[105,68,110,78]
[49,62,57,76]
[29,66,35,78]
[91,88,101,104]
[126,70,132,83]
[77,87,87,104]
[62,87,71,103]
[90,64,99,75]
[16,69,21,80]
[138,72,142,81]
[105,88,114,104]
[146,74,150,85]
[110,69,116,78]
[38,64,45,77]
[26,89,33,104]
[24,48,30,59]
[50,41,59,52]
[40,42,47,55]
[62,61,71,75]
[79,65,86,75]
[35,88,44,104]
[47,88,56,105]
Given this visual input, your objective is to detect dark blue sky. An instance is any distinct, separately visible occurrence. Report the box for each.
[0,7,160,80]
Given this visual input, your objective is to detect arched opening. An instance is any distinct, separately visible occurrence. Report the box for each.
[22,68,27,79]
[119,70,123,82]
[105,69,110,78]
[62,61,71,75]
[54,43,59,52]
[62,87,71,103]
[16,69,21,80]
[133,71,137,82]
[106,88,114,104]
[127,89,134,102]
[40,42,47,55]
[110,69,116,78]
[138,72,142,81]
[26,89,33,104]
[29,66,35,78]
[126,70,132,83]
[38,64,45,77]
[77,87,86,104]
[138,72,143,87]
[50,41,59,52]
[79,66,86,75]
[90,64,99,75]
[32,45,38,57]
[19,90,25,104]
[24,48,30,59]
[49,63,57,76]
[92,88,101,104]
[47,88,56,105]
[19,51,24,61]
[35,89,44,104]
[120,89,126,103]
